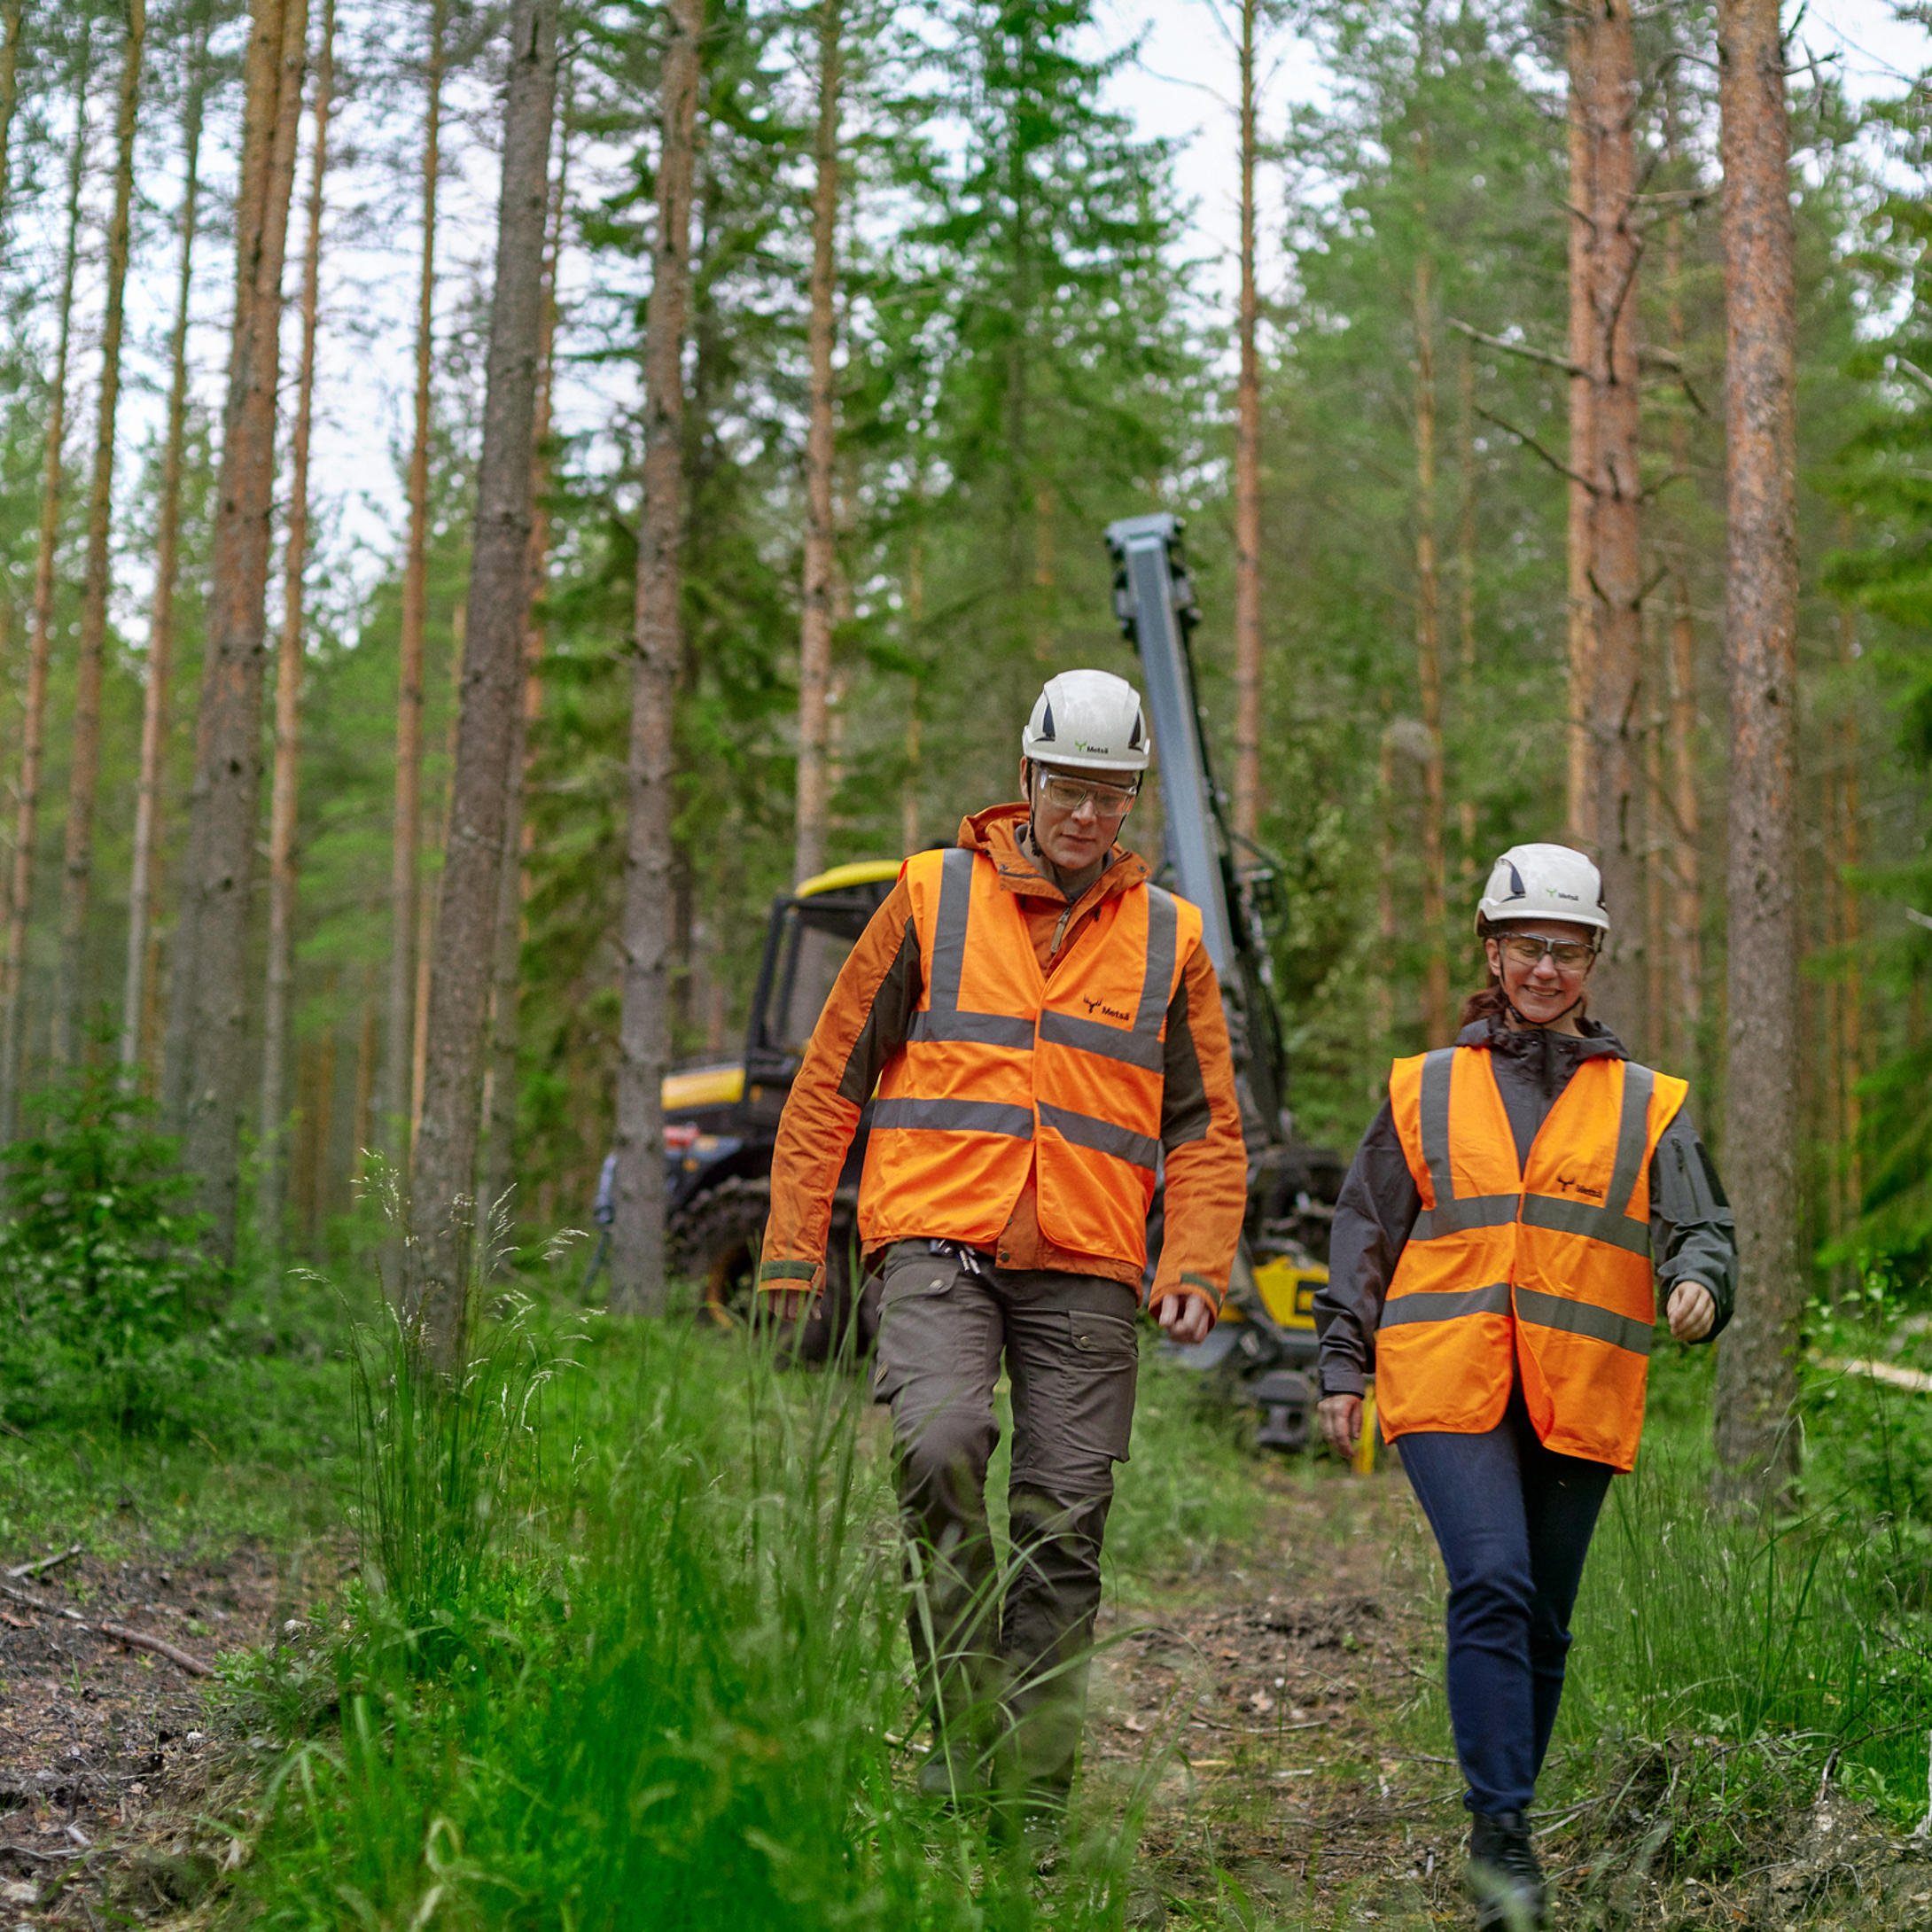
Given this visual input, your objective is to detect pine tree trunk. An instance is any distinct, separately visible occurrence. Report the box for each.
[1663,178,1702,1074]
[792,0,841,887]
[383,0,447,1171]
[901,518,925,855]
[410,609,464,1154]
[352,979,376,1178]
[1456,335,1478,879]
[0,0,24,231]
[308,997,336,1245]
[1231,0,1263,845]
[407,0,558,1359]
[1413,250,1449,1047]
[481,100,566,1231]
[1582,2,1645,1032]
[0,31,93,1143]
[1836,590,1864,1225]
[122,24,209,1075]
[611,0,702,1315]
[169,0,308,1252]
[1643,615,1668,1060]
[258,0,334,1250]
[1712,0,1803,1508]
[1564,17,1597,848]
[52,0,146,1069]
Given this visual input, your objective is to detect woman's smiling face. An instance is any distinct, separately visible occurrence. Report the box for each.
[1484,919,1599,1026]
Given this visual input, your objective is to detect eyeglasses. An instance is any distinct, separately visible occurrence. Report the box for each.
[1498,933,1599,973]
[1035,773,1139,817]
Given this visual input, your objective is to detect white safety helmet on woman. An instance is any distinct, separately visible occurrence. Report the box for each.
[1021,669,1151,775]
[1476,842,1609,936]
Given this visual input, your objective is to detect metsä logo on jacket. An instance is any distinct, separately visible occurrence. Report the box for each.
[1083,996,1133,1023]
[1552,1172,1606,1202]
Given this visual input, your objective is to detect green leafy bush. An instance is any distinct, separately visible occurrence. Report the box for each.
[0,1058,225,1435]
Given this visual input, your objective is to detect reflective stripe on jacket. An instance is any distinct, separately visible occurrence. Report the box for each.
[859,845,1203,1270]
[1377,1045,1688,1470]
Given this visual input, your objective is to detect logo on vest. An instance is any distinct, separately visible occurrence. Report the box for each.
[1552,1172,1606,1202]
[1082,995,1133,1023]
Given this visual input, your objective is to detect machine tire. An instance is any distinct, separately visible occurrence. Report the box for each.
[667,1175,870,1363]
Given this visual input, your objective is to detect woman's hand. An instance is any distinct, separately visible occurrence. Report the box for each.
[770,1288,819,1324]
[1666,1281,1715,1342]
[1318,1392,1362,1459]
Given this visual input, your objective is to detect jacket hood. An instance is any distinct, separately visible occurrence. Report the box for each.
[1457,1011,1627,1109]
[955,801,1149,903]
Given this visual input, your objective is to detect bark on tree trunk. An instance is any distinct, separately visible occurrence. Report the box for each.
[1456,334,1478,880]
[1231,0,1263,845]
[383,0,447,1172]
[480,97,566,1233]
[168,0,308,1253]
[1374,714,1397,1062]
[407,0,558,1363]
[1564,16,1597,849]
[1413,249,1449,1047]
[1663,173,1702,1075]
[259,0,334,1250]
[122,22,209,1076]
[53,0,146,1071]
[1837,596,1864,1225]
[0,0,24,234]
[792,0,841,887]
[1712,0,1803,1508]
[1643,613,1668,1061]
[1581,2,1644,1033]
[352,978,376,1178]
[0,31,93,1143]
[611,0,702,1315]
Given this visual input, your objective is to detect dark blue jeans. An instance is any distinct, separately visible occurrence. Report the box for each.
[1397,1389,1614,1815]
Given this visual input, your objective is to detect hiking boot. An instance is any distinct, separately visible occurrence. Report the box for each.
[915,1740,984,1807]
[1466,1810,1546,1932]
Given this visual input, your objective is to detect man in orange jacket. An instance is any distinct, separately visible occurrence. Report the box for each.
[760,668,1249,1821]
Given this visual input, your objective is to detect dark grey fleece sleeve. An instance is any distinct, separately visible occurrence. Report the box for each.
[1313,1101,1421,1398]
[1649,1106,1738,1338]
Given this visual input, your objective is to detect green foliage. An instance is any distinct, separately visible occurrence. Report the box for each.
[1545,1351,1932,1862]
[241,1315,1267,1928]
[0,1056,226,1435]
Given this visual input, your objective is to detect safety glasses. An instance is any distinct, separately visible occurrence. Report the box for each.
[1035,772,1139,817]
[1499,933,1599,974]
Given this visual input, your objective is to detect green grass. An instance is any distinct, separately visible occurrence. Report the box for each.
[1531,1349,1932,1872]
[234,1306,1266,1930]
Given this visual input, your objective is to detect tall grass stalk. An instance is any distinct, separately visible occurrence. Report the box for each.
[246,1303,1245,1928]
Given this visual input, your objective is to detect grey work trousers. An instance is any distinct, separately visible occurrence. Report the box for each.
[872,1239,1141,1797]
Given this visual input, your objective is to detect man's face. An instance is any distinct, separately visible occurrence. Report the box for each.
[1024,760,1139,872]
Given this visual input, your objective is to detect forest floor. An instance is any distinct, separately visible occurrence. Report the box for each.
[3,1361,1930,1929]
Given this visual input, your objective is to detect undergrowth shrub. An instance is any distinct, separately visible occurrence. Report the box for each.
[1549,1350,1932,1866]
[0,1057,227,1435]
[242,1305,1239,1928]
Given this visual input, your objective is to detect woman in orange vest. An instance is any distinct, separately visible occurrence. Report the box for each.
[1314,843,1736,1932]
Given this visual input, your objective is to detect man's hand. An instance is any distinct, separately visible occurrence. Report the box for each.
[1666,1281,1716,1343]
[1154,1291,1215,1348]
[1318,1393,1362,1460]
[767,1288,821,1325]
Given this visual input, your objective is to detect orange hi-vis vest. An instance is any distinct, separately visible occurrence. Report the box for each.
[858,845,1203,1270]
[1377,1045,1688,1471]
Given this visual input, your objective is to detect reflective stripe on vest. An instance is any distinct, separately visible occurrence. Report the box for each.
[1375,1046,1688,1470]
[858,845,1200,1265]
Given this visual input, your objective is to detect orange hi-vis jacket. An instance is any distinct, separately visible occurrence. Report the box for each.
[858,845,1204,1271]
[1377,1044,1688,1471]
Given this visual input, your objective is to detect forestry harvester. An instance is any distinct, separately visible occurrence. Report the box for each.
[658,512,1341,1448]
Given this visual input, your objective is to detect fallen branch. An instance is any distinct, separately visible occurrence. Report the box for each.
[1818,1356,1932,1395]
[0,1580,214,1679]
[6,1544,81,1582]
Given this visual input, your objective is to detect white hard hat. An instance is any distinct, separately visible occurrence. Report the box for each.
[1021,669,1150,774]
[1476,842,1609,935]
